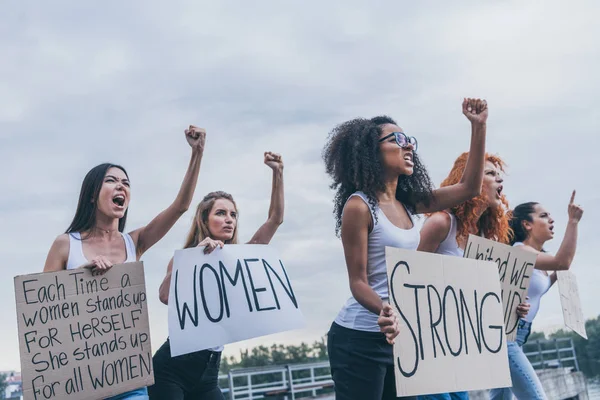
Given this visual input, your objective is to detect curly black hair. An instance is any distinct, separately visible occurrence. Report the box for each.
[322,115,434,236]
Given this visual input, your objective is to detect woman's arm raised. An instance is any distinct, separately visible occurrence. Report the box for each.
[247,152,284,245]
[523,191,583,271]
[131,126,205,257]
[416,98,487,214]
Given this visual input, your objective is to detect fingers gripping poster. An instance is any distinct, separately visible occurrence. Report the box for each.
[14,262,153,400]
[385,247,511,397]
[168,244,305,356]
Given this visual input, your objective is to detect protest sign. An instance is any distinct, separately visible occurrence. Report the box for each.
[168,244,305,356]
[386,247,511,397]
[464,236,536,341]
[15,262,153,400]
[557,270,587,339]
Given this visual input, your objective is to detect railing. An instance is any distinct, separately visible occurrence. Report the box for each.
[216,338,580,399]
[219,361,333,399]
[523,337,579,371]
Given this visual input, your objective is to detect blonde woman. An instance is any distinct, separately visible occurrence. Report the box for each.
[149,152,284,400]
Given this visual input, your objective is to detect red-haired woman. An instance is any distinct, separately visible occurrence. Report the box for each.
[417,152,529,400]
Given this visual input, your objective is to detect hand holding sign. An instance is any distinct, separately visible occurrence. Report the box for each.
[568,190,584,223]
[84,255,114,276]
[198,237,225,255]
[378,303,399,345]
[516,299,530,319]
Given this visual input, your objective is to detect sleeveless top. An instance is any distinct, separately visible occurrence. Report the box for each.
[513,242,552,323]
[435,211,465,257]
[66,232,136,269]
[335,192,420,332]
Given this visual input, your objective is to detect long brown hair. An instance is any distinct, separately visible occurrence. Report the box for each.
[183,191,239,248]
[441,152,511,244]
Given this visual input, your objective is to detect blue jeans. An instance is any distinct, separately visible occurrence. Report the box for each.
[418,392,468,400]
[105,387,148,400]
[489,320,547,400]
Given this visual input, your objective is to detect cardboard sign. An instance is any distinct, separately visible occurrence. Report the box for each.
[15,262,153,400]
[386,247,511,397]
[463,236,536,341]
[557,270,587,339]
[168,244,305,356]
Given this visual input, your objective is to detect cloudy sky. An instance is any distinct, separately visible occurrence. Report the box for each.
[1,1,598,372]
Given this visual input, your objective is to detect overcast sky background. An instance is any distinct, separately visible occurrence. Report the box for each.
[1,1,598,371]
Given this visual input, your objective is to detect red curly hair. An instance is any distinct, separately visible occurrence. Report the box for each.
[440,152,511,244]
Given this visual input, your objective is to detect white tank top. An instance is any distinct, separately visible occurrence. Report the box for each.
[513,242,552,323]
[335,192,420,332]
[66,232,137,269]
[434,211,464,257]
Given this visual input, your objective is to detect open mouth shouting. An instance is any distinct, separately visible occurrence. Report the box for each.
[496,185,503,198]
[112,194,126,209]
[403,152,414,166]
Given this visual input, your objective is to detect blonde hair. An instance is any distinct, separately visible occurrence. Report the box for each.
[183,191,239,248]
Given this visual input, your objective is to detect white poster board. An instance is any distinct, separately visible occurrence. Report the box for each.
[557,270,587,339]
[464,235,536,341]
[386,247,511,397]
[14,262,153,400]
[168,244,305,356]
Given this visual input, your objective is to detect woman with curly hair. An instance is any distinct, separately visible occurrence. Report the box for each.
[489,192,584,400]
[323,98,489,400]
[417,152,530,400]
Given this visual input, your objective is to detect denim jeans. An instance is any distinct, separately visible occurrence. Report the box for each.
[105,387,148,400]
[489,320,547,400]
[417,392,468,400]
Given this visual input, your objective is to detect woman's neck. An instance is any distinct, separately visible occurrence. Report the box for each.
[378,175,398,203]
[90,213,120,239]
[523,236,544,251]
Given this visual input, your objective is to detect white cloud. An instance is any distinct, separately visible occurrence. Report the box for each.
[1,0,598,370]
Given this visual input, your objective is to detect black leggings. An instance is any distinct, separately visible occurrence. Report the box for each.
[148,339,225,400]
[328,322,417,400]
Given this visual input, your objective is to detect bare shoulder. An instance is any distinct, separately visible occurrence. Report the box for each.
[43,233,70,272]
[342,196,372,221]
[424,212,451,231]
[52,233,70,254]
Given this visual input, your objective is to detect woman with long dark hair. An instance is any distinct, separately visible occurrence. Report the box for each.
[417,152,529,400]
[322,99,489,399]
[43,126,206,399]
[149,152,284,400]
[489,191,584,400]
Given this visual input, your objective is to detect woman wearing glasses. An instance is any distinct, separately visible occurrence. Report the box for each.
[322,99,489,399]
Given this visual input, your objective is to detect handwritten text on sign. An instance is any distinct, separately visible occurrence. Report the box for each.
[168,244,305,356]
[385,247,511,397]
[464,236,536,341]
[14,262,153,400]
